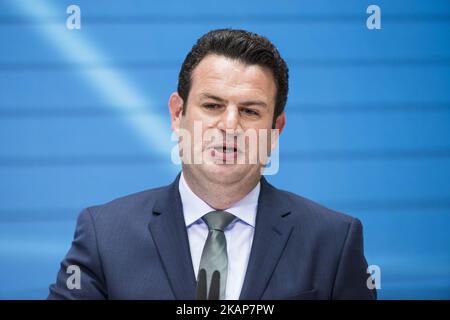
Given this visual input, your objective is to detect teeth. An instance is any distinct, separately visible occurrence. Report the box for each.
[214,147,236,153]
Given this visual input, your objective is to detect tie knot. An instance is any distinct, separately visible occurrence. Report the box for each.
[202,211,235,232]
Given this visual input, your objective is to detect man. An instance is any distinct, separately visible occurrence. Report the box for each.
[48,29,376,300]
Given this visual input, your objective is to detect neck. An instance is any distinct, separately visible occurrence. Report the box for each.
[182,169,260,210]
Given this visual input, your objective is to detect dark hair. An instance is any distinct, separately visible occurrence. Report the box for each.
[177,29,289,125]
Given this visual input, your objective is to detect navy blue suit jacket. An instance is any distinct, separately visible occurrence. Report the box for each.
[48,174,376,300]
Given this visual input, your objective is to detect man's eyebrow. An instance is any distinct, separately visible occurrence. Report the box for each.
[239,100,267,108]
[200,93,267,108]
[199,93,227,103]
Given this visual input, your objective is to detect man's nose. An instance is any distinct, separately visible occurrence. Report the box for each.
[217,106,240,131]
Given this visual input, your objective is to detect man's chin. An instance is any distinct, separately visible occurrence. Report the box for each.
[199,162,252,182]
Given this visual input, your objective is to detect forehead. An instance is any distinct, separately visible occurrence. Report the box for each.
[189,54,276,102]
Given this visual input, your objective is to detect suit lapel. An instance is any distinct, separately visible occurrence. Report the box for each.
[148,173,197,299]
[239,177,293,300]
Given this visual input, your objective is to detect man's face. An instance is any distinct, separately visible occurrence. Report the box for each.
[170,54,285,185]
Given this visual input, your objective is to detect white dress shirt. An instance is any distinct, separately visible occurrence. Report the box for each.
[178,172,260,300]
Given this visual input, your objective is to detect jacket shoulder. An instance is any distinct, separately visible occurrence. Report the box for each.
[275,187,358,230]
[84,183,171,222]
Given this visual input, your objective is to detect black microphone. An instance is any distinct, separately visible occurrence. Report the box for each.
[196,268,207,300]
[208,270,220,300]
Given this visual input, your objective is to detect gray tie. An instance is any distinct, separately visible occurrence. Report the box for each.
[197,210,235,300]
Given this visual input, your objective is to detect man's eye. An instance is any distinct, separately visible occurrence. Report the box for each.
[203,104,222,109]
[241,108,259,116]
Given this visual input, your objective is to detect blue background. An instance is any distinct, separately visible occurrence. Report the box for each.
[0,0,449,299]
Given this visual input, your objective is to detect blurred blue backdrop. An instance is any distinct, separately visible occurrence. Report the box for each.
[0,0,449,299]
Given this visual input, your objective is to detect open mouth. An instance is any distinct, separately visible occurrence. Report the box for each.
[210,145,240,162]
[214,146,238,153]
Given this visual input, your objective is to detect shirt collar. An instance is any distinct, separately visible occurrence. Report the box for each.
[178,172,260,228]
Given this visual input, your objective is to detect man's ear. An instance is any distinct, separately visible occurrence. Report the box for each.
[274,112,286,134]
[168,92,184,131]
[270,112,286,151]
